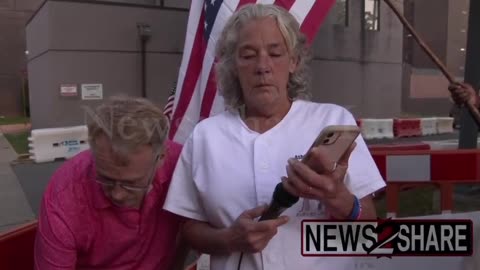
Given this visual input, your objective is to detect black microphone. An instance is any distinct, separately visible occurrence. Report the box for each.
[258,182,299,221]
[237,183,299,270]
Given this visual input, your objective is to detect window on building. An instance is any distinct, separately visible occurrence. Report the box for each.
[364,0,380,31]
[334,0,349,26]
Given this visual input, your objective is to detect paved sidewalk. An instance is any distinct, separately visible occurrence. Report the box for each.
[0,123,31,134]
[0,133,35,233]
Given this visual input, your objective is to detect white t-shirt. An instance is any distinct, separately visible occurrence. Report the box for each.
[164,100,386,270]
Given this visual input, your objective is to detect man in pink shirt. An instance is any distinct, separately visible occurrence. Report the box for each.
[34,96,187,269]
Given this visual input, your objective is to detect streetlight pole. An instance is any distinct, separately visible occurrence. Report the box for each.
[137,23,151,98]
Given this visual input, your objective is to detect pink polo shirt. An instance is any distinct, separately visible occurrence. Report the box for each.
[34,140,183,270]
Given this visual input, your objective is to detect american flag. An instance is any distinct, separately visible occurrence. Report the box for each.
[169,0,336,143]
[163,83,176,122]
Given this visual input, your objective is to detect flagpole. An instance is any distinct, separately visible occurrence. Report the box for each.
[383,0,480,127]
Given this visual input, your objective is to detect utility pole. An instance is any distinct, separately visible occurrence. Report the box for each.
[459,0,480,149]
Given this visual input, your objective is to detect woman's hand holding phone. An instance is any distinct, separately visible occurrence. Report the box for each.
[281,125,360,219]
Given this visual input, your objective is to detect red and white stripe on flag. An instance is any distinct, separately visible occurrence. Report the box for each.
[169,0,336,144]
[163,84,176,122]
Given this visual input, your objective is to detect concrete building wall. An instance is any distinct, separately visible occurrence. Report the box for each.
[402,0,471,116]
[27,0,404,128]
[446,0,470,78]
[310,0,404,118]
[26,0,187,128]
[409,0,449,69]
[0,0,43,116]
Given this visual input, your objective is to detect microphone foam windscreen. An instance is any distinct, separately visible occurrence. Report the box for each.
[273,182,299,207]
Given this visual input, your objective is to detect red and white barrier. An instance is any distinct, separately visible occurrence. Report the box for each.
[393,118,422,138]
[357,117,455,139]
[371,149,480,217]
[368,142,431,152]
[420,117,437,136]
[358,119,394,139]
[436,117,455,134]
[373,149,480,183]
[426,138,480,150]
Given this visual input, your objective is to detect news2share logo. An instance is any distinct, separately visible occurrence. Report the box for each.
[302,219,473,257]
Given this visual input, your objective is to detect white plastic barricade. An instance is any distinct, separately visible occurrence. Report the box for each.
[420,117,438,136]
[359,119,394,139]
[28,125,90,163]
[436,117,454,134]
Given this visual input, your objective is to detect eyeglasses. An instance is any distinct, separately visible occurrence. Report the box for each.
[94,153,161,192]
[94,178,151,192]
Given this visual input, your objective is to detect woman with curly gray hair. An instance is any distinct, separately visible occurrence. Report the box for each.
[215,3,312,111]
[165,3,384,270]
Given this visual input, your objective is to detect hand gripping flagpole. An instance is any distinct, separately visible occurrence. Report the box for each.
[383,0,480,127]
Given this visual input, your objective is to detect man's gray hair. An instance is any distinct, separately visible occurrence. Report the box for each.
[215,3,312,111]
[85,95,169,157]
